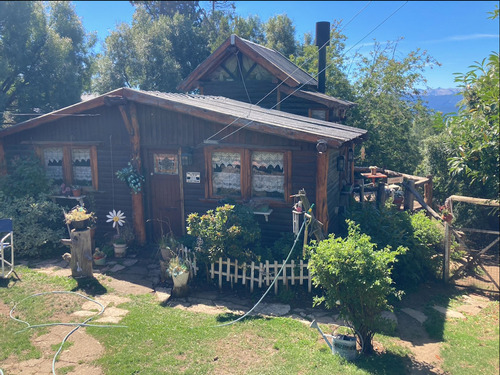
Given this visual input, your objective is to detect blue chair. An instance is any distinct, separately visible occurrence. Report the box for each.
[0,219,14,278]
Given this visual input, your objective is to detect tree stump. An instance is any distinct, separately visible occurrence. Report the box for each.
[69,229,93,278]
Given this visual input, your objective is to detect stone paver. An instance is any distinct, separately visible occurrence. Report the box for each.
[401,307,428,324]
[432,305,466,319]
[109,264,126,273]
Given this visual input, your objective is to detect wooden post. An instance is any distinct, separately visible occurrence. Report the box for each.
[315,151,329,235]
[424,175,433,207]
[69,229,93,278]
[443,222,450,283]
[404,180,415,211]
[376,182,386,208]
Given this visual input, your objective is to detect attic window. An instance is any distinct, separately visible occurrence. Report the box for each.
[309,108,328,121]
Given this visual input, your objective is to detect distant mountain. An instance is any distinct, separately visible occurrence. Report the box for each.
[421,88,463,114]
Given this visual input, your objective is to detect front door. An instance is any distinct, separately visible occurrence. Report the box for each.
[147,150,182,239]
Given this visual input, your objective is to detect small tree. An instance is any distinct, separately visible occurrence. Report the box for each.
[307,220,405,354]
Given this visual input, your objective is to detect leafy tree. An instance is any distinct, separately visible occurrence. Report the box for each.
[263,14,297,57]
[419,7,499,204]
[347,40,438,173]
[307,220,404,354]
[0,1,95,127]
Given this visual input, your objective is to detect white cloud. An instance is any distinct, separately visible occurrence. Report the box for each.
[425,34,499,44]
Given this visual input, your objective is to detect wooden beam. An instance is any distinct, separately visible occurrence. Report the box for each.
[448,195,499,207]
[128,102,146,245]
[118,105,134,137]
[315,151,329,235]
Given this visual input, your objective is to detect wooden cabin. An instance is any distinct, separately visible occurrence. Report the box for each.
[177,34,356,123]
[0,88,367,246]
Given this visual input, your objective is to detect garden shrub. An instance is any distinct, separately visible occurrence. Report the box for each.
[0,192,66,257]
[347,201,443,289]
[307,220,405,354]
[0,155,66,257]
[186,204,261,264]
[0,155,53,198]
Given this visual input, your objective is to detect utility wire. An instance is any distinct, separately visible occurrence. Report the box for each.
[204,1,373,143]
[219,1,408,142]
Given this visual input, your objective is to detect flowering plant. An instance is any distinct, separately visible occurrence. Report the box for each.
[106,209,134,244]
[93,248,106,260]
[64,205,95,224]
[116,162,145,194]
[168,256,189,277]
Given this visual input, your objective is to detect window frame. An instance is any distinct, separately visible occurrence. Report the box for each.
[35,144,98,190]
[205,146,292,203]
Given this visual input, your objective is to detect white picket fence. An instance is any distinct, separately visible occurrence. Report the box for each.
[210,258,312,293]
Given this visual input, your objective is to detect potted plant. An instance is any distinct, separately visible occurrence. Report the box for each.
[116,161,145,194]
[93,247,107,266]
[168,255,190,297]
[440,206,454,223]
[106,209,133,257]
[64,205,95,231]
[71,185,82,197]
[393,190,404,206]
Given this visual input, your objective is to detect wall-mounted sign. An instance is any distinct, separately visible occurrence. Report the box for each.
[186,172,200,183]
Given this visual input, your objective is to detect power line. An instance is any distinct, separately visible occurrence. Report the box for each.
[204,1,374,143]
[219,1,408,141]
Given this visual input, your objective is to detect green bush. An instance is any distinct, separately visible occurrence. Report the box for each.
[347,201,443,289]
[186,204,261,264]
[307,220,405,354]
[0,155,53,198]
[0,193,66,257]
[0,155,66,257]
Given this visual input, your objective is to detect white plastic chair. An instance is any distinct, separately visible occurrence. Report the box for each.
[0,218,14,278]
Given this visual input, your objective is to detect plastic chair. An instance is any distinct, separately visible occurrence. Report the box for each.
[0,218,14,278]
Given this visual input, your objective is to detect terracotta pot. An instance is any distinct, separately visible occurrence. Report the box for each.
[442,214,453,223]
[72,189,82,197]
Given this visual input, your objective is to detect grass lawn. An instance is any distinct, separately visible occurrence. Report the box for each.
[1,265,498,374]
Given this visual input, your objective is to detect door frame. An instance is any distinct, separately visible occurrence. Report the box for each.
[145,147,185,241]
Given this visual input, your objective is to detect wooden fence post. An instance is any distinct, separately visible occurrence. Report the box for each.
[424,175,433,207]
[404,180,415,211]
[443,222,450,283]
[376,182,386,208]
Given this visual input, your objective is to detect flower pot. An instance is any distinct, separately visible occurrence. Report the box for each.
[113,243,127,258]
[71,219,89,231]
[442,214,453,223]
[72,189,82,197]
[94,256,106,266]
[172,271,189,297]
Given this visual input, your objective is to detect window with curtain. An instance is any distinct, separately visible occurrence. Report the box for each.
[72,148,92,186]
[211,151,241,196]
[251,151,285,198]
[43,147,64,184]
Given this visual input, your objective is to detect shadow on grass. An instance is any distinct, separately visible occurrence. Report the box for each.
[355,351,443,375]
[71,276,108,296]
[215,312,269,323]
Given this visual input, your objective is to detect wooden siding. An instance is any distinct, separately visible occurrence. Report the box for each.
[326,148,341,233]
[2,99,340,245]
[2,105,134,239]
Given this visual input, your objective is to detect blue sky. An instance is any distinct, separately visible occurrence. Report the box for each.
[73,1,499,89]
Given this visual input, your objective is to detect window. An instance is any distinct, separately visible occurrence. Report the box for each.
[211,151,241,196]
[38,145,98,190]
[309,108,328,121]
[251,152,284,199]
[207,148,290,201]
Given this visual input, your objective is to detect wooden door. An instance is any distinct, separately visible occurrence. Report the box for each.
[147,150,182,239]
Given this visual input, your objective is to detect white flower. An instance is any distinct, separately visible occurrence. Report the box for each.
[106,210,126,228]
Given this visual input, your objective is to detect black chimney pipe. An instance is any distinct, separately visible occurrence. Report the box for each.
[315,21,330,94]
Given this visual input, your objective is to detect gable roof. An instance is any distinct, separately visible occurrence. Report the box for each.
[0,88,366,147]
[177,35,317,92]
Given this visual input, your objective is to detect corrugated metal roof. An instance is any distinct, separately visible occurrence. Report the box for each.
[239,38,318,87]
[139,90,365,144]
[1,88,367,145]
